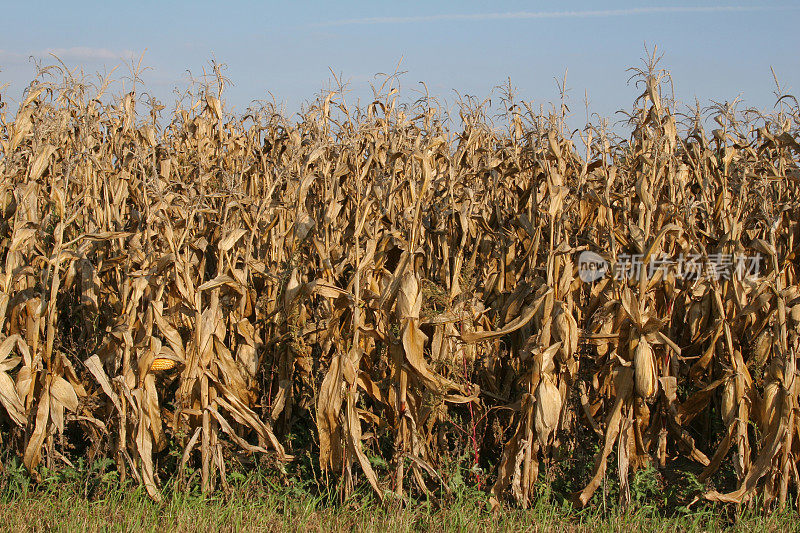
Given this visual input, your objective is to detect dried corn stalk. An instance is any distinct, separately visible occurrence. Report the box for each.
[0,54,799,511]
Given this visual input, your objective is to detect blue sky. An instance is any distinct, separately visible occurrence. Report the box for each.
[1,1,798,125]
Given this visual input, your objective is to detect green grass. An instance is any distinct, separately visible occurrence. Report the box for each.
[1,459,800,533]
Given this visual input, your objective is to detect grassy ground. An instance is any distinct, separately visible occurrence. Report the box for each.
[1,460,799,533]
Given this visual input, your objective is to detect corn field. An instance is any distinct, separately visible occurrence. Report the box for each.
[0,57,799,511]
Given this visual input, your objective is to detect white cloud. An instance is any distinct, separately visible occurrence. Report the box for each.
[0,50,27,64]
[40,47,136,61]
[315,6,795,27]
[0,47,136,65]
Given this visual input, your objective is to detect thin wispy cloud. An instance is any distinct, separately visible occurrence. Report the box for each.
[0,50,26,64]
[315,6,796,27]
[0,47,136,64]
[43,47,136,61]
